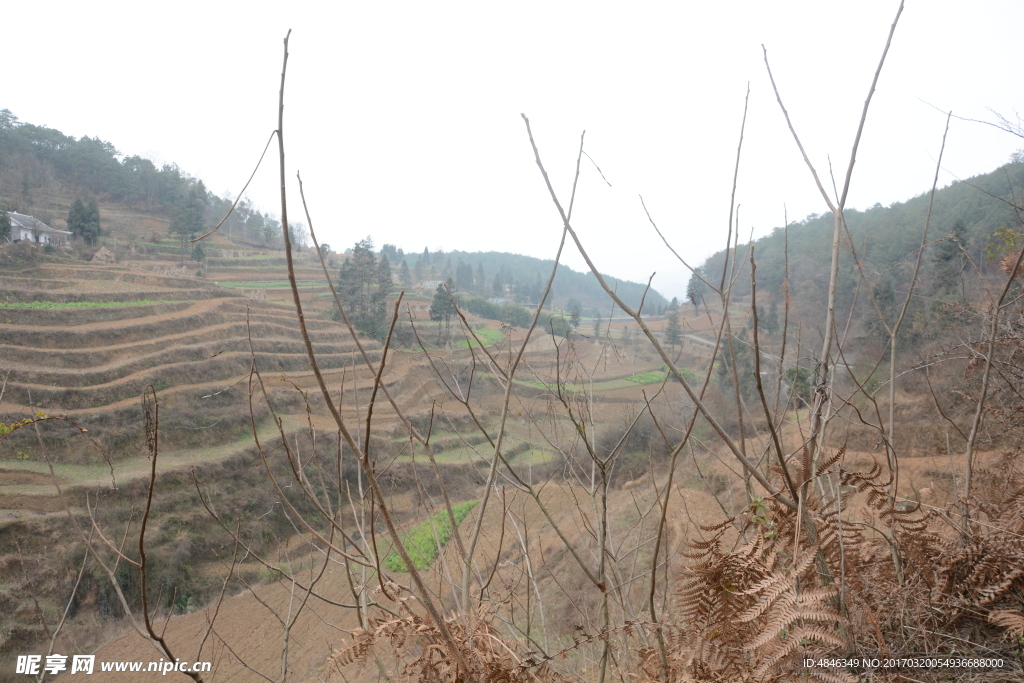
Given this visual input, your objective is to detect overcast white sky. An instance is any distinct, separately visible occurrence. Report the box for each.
[5,1,1022,298]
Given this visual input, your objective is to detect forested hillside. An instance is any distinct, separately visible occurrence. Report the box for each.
[691,156,1024,338]
[0,109,288,248]
[380,245,669,313]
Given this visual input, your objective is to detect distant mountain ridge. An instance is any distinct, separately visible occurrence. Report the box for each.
[391,247,669,314]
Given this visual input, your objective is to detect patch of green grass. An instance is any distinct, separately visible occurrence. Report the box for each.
[0,300,182,309]
[458,327,504,349]
[625,366,697,384]
[384,500,479,572]
[625,371,667,384]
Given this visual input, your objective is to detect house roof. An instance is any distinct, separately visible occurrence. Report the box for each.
[8,212,72,236]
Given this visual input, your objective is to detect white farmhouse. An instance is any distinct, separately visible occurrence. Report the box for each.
[7,212,72,246]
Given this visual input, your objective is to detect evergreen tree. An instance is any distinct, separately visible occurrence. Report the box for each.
[455,260,474,292]
[170,186,206,262]
[381,243,400,262]
[429,280,457,343]
[413,252,424,282]
[566,298,581,331]
[66,198,86,242]
[337,238,392,337]
[378,256,393,298]
[476,263,485,294]
[400,259,412,288]
[665,309,682,350]
[84,197,101,245]
[68,197,101,245]
[0,204,9,242]
[593,312,603,338]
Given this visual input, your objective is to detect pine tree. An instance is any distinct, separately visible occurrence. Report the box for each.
[85,198,101,245]
[337,238,392,337]
[430,281,457,343]
[665,309,683,349]
[170,187,206,262]
[67,198,86,241]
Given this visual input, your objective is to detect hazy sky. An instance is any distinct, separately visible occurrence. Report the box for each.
[5,1,1022,298]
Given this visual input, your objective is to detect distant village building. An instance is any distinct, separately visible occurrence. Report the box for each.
[7,212,72,246]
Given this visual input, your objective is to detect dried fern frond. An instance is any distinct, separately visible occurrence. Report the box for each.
[326,596,568,682]
[989,610,1024,639]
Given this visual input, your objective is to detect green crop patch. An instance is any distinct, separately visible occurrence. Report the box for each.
[457,327,504,349]
[0,300,182,309]
[625,371,667,384]
[384,500,479,572]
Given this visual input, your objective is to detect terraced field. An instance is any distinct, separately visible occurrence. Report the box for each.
[0,255,384,466]
[0,228,697,678]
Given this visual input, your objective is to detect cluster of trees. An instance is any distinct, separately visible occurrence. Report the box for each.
[66,197,101,245]
[201,194,285,247]
[404,248,669,314]
[336,238,392,338]
[458,295,534,327]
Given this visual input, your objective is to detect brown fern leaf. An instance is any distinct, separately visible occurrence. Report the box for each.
[816,445,846,477]
[800,442,813,486]
[754,624,848,678]
[989,610,1024,638]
